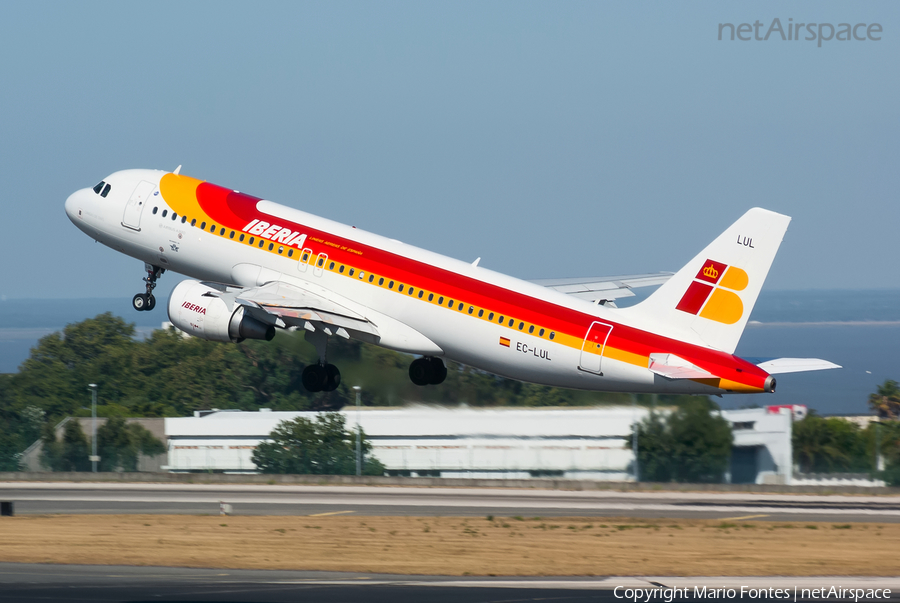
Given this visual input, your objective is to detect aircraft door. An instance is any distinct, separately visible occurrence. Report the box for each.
[122,181,154,230]
[578,321,613,375]
[313,252,328,277]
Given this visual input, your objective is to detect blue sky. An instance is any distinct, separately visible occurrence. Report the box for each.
[1,1,897,299]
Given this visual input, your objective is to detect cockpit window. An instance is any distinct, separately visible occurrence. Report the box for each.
[92,181,105,194]
[101,183,111,198]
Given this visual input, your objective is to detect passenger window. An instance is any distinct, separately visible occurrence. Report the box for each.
[550,332,556,340]
[389,281,394,289]
[448,299,454,307]
[488,312,494,321]
[182,216,187,224]
[152,207,158,215]
[239,233,245,241]
[379,277,384,286]
[458,302,464,311]
[518,322,524,330]
[468,306,474,314]
[498,315,504,323]
[539,328,545,337]
[268,242,274,250]
[329,262,336,270]
[339,265,344,273]
[408,287,414,295]
[369,274,374,283]
[349,269,355,277]
[259,240,264,248]
[478,309,484,318]
[438,296,444,304]
[528,325,534,334]
[220,227,226,235]
[172,213,178,221]
[229,231,234,239]
[278,246,283,254]
[318,257,324,267]
[210,224,216,232]
[93,181,105,194]
[191,218,196,226]
[302,252,309,261]
[508,318,514,326]
[101,183,111,197]
[162,210,168,218]
[428,293,433,301]
[288,249,294,257]
[418,290,424,298]
[249,237,255,245]
[359,272,365,279]
[398,284,404,292]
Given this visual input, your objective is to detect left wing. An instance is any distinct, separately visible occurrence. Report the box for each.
[530,272,673,305]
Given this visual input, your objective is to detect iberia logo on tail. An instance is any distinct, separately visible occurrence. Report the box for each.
[675,259,748,324]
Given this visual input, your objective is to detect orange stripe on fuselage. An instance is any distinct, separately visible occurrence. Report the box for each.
[157,173,770,392]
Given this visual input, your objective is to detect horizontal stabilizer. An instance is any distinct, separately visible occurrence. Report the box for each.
[648,353,716,380]
[753,358,842,375]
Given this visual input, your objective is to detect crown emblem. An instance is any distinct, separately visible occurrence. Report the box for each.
[702,264,719,279]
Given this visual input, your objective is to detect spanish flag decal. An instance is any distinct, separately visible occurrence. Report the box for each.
[676,259,749,325]
[499,337,510,347]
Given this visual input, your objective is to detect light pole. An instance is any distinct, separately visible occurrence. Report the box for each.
[353,386,362,476]
[631,394,639,483]
[88,384,99,472]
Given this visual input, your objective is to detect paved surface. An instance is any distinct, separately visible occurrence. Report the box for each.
[0,564,897,603]
[2,482,900,522]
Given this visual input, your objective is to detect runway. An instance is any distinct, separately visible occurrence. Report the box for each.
[0,564,897,603]
[2,482,900,522]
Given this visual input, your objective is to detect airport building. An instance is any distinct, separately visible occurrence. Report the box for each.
[164,405,795,485]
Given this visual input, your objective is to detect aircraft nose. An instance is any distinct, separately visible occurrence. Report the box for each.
[65,188,89,223]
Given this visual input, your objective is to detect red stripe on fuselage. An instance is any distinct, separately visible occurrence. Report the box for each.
[193,182,768,389]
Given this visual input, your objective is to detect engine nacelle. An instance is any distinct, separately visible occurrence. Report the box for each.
[167,280,276,343]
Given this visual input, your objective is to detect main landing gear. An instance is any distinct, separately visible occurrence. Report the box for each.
[133,264,164,312]
[302,329,341,393]
[409,357,447,386]
[302,363,341,393]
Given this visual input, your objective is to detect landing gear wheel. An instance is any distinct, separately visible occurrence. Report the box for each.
[302,364,329,393]
[132,293,148,312]
[427,357,447,385]
[409,357,434,386]
[323,364,341,392]
[145,294,156,312]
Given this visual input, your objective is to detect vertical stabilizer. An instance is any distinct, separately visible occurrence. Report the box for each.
[619,208,790,354]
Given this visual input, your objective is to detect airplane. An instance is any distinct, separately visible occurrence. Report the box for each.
[65,168,839,394]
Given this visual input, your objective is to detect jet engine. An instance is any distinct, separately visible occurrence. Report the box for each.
[167,280,276,343]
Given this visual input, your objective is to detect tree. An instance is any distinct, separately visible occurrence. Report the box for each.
[252,413,385,475]
[869,380,900,420]
[41,420,90,472]
[96,417,165,472]
[629,399,733,483]
[793,414,868,473]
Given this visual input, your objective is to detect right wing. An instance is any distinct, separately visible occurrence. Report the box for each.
[530,272,673,304]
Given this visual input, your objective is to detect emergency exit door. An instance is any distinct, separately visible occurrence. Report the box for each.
[578,321,613,375]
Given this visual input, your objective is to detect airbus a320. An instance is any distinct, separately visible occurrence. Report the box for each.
[65,168,839,394]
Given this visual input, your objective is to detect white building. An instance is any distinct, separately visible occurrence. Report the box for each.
[164,405,794,485]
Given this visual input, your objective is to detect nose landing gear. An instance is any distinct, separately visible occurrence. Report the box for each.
[409,357,447,386]
[133,263,164,312]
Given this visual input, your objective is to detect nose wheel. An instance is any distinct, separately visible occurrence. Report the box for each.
[133,263,164,312]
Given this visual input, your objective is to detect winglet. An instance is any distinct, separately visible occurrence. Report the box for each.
[173,165,182,175]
